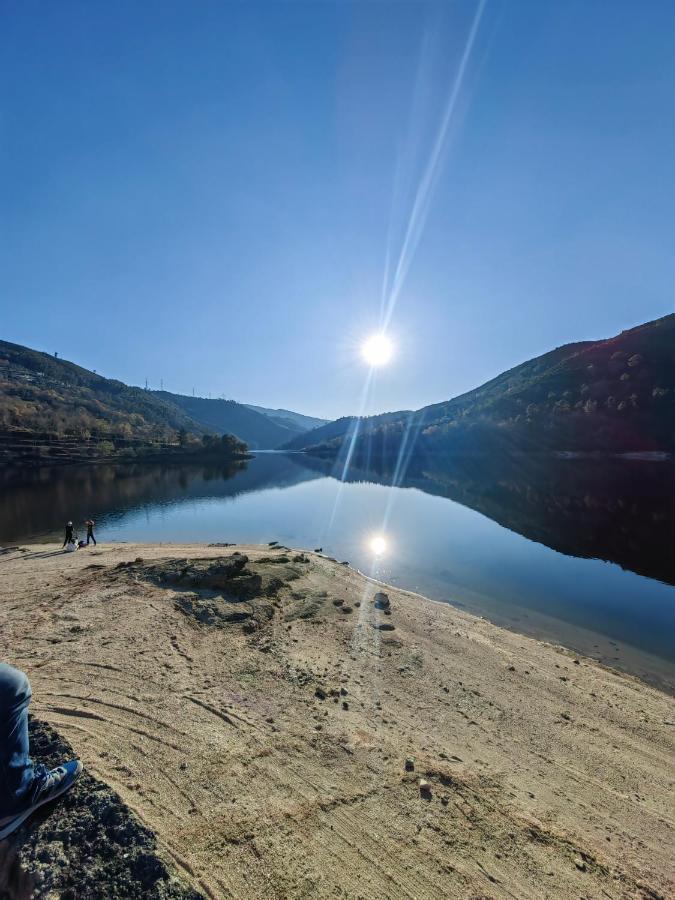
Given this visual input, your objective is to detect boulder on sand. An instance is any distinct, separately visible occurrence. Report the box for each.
[373,592,390,610]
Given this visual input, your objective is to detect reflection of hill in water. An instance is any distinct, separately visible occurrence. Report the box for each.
[301,453,675,587]
[0,455,321,542]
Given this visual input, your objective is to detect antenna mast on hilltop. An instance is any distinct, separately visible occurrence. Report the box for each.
[145,377,148,390]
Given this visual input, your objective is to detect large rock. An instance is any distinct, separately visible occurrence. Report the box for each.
[146,554,262,601]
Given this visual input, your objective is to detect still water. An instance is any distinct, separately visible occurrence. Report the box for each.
[2,452,674,692]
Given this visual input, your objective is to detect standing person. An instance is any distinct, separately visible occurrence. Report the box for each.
[62,521,74,548]
[0,664,82,840]
[85,519,96,546]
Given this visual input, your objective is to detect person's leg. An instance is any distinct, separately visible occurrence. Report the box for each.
[0,665,34,816]
[0,665,82,840]
[92,533,96,546]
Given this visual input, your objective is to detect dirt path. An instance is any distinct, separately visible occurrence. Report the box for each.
[1,543,673,899]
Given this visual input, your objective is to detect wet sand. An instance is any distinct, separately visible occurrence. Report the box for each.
[1,543,673,899]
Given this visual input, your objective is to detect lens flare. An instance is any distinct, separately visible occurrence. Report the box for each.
[369,535,388,556]
[361,333,394,367]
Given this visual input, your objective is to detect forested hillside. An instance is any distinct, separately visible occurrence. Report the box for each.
[290,314,675,456]
[154,392,307,449]
[245,404,327,433]
[0,341,250,466]
[0,341,199,442]
[0,339,321,465]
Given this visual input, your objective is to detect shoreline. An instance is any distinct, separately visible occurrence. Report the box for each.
[1,542,673,898]
[9,536,674,698]
[347,561,675,698]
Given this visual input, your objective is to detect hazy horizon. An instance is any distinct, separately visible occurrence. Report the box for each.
[3,1,674,420]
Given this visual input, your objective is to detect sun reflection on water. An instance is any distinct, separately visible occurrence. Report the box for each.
[369,534,388,556]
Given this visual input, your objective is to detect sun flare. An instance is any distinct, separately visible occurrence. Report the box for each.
[361,333,394,367]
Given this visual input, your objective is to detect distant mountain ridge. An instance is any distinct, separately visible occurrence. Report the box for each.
[153,391,308,449]
[245,404,327,433]
[286,314,675,456]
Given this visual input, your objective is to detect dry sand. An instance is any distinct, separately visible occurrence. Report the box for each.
[1,542,673,899]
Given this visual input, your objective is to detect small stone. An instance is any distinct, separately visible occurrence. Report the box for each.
[574,858,586,872]
[315,687,327,700]
[419,779,432,798]
[374,592,390,609]
[342,701,349,710]
[507,665,516,672]
[179,762,188,770]
[405,757,415,772]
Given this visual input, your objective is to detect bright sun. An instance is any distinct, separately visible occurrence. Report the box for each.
[361,333,394,367]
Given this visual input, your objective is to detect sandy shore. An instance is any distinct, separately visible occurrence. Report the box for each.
[1,542,673,899]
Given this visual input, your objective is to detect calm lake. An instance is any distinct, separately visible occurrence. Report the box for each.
[2,452,674,693]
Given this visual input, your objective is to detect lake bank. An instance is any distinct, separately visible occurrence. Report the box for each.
[2,453,674,694]
[0,428,251,470]
[1,543,673,898]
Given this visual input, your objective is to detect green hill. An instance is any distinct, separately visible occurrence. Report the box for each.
[0,340,200,442]
[283,411,414,452]
[0,339,323,465]
[0,341,252,465]
[154,392,307,450]
[245,404,327,433]
[288,314,675,456]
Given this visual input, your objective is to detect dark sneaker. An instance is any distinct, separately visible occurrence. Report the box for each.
[0,760,82,840]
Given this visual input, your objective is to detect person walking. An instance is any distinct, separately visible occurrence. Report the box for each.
[85,519,96,546]
[62,521,74,548]
[0,663,82,840]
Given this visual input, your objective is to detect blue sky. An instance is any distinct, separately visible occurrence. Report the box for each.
[2,1,673,420]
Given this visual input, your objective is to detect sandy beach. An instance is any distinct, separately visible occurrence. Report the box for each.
[1,542,673,899]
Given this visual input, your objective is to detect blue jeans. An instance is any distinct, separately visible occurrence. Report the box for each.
[0,664,36,816]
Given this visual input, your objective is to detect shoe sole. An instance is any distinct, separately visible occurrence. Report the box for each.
[0,761,83,841]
